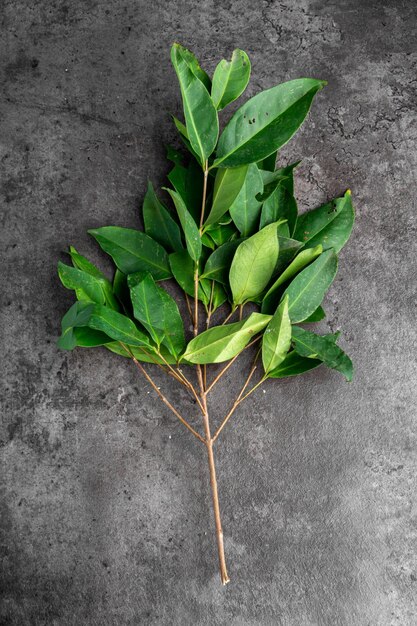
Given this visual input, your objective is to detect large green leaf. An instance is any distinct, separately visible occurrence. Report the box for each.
[165,188,201,262]
[88,305,152,348]
[259,163,299,235]
[230,223,280,305]
[73,327,111,347]
[143,181,183,253]
[58,262,106,305]
[175,44,211,92]
[291,326,353,381]
[213,78,326,168]
[169,250,210,304]
[262,244,322,313]
[88,226,171,280]
[293,190,354,253]
[204,165,248,226]
[57,301,94,350]
[262,295,292,374]
[128,272,185,358]
[202,239,243,284]
[69,247,119,309]
[182,312,271,364]
[268,350,322,378]
[283,249,338,323]
[211,49,251,110]
[171,43,218,163]
[229,163,263,236]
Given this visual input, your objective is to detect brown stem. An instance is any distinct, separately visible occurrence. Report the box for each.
[130,355,205,444]
[196,364,230,585]
[222,306,237,325]
[212,363,258,442]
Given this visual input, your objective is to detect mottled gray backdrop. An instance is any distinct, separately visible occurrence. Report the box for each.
[1,1,416,624]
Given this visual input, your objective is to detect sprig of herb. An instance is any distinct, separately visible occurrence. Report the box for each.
[56,43,355,585]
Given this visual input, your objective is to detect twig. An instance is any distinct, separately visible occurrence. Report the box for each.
[129,354,205,444]
[222,306,237,325]
[205,336,262,395]
[184,292,193,323]
[212,364,259,443]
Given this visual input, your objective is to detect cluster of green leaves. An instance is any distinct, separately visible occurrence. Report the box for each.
[57,44,354,382]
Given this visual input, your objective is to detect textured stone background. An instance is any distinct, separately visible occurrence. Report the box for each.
[1,1,416,624]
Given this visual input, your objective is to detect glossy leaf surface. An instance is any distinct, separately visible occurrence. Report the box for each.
[211,49,251,110]
[229,163,263,236]
[88,305,152,348]
[283,249,338,323]
[262,295,291,374]
[143,181,183,253]
[214,78,326,168]
[171,43,218,163]
[291,326,353,381]
[182,312,271,364]
[205,165,248,226]
[89,226,171,280]
[268,350,322,378]
[165,188,201,262]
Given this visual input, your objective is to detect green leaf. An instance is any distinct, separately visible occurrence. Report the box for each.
[229,163,263,236]
[262,295,292,374]
[204,165,248,226]
[200,280,228,313]
[143,181,183,253]
[58,262,106,305]
[211,49,251,110]
[88,305,152,348]
[172,116,201,164]
[175,44,211,92]
[113,269,132,314]
[182,312,271,364]
[274,236,303,276]
[303,305,325,323]
[171,43,218,163]
[291,326,353,381]
[202,239,243,284]
[105,341,177,364]
[257,151,277,172]
[128,272,185,357]
[69,246,105,279]
[73,327,112,347]
[268,350,322,378]
[283,249,338,323]
[230,222,281,305]
[293,190,354,253]
[88,226,171,281]
[169,250,210,304]
[262,244,322,313]
[205,222,238,246]
[259,164,299,235]
[165,188,201,262]
[213,78,326,168]
[57,301,94,350]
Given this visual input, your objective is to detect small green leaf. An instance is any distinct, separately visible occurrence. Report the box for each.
[211,49,251,110]
[229,163,263,236]
[143,181,183,253]
[262,244,322,313]
[283,249,338,323]
[69,246,105,279]
[268,350,322,378]
[176,45,211,92]
[257,151,277,172]
[205,222,238,246]
[88,305,152,348]
[213,78,326,168]
[73,327,111,347]
[57,301,94,350]
[274,236,303,276]
[291,326,353,381]
[230,222,280,305]
[262,295,292,374]
[169,250,210,304]
[205,165,248,226]
[128,272,185,358]
[303,305,325,323]
[58,262,106,305]
[88,226,171,280]
[201,280,228,313]
[182,312,271,364]
[202,239,243,284]
[113,269,131,314]
[165,188,201,262]
[171,43,219,163]
[293,190,354,253]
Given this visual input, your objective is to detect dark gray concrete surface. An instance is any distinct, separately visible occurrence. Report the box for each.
[1,1,416,624]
